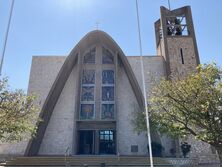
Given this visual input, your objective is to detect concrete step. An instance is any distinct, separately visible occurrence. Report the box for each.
[1,156,173,167]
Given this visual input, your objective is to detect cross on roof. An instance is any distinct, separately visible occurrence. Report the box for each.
[95,21,100,30]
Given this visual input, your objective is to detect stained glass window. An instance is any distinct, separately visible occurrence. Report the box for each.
[101,68,114,119]
[82,70,95,84]
[83,47,96,64]
[81,86,94,101]
[102,104,114,119]
[80,46,116,120]
[102,47,114,64]
[102,70,114,84]
[80,104,94,119]
[81,69,95,120]
[102,86,114,101]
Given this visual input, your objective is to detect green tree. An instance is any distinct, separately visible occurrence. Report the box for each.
[0,77,39,142]
[134,64,222,165]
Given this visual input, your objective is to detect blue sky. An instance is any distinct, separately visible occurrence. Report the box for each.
[0,0,222,90]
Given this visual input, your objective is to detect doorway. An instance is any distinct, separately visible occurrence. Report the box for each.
[99,130,116,154]
[78,130,94,154]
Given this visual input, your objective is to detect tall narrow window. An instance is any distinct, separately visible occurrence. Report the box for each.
[80,70,95,119]
[101,70,115,119]
[180,48,184,64]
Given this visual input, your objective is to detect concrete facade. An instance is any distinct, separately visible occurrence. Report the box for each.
[0,54,213,158]
[166,37,198,77]
[0,55,171,156]
[38,65,78,155]
[28,55,169,156]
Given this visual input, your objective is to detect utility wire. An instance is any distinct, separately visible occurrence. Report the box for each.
[0,0,15,75]
[135,0,153,166]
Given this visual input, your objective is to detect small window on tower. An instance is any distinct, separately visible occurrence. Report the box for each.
[180,48,184,64]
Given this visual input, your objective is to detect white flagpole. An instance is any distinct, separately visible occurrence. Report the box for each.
[135,0,154,166]
[168,0,171,10]
[0,0,15,75]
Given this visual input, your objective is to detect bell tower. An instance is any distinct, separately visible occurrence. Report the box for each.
[155,6,200,78]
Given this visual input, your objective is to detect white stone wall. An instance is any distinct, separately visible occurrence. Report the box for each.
[38,65,78,155]
[127,56,176,157]
[0,141,28,156]
[127,56,166,96]
[116,63,147,155]
[185,136,213,158]
[28,56,66,107]
[116,56,170,156]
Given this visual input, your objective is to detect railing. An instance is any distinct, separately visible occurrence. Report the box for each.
[64,147,70,167]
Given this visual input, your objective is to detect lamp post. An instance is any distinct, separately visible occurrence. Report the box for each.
[135,0,153,166]
[0,0,15,75]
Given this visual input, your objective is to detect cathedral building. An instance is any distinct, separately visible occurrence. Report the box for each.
[0,5,219,166]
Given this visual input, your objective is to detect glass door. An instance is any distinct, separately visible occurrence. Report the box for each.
[99,130,116,154]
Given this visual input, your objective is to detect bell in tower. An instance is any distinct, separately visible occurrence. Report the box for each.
[155,6,200,78]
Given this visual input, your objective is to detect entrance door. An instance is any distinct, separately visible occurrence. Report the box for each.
[78,130,94,154]
[99,130,116,154]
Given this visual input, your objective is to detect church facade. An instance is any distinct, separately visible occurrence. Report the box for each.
[0,6,218,164]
